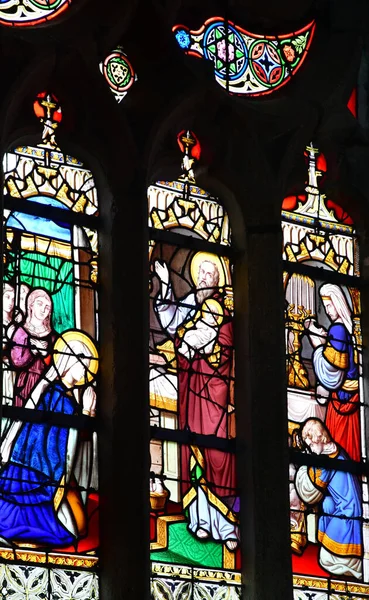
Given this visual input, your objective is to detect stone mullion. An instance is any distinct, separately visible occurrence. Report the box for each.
[235,224,292,600]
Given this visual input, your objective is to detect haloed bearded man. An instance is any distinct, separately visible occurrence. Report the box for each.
[154,254,239,551]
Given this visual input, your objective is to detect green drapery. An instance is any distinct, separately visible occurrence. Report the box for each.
[6,251,75,334]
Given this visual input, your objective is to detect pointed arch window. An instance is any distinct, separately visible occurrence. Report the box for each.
[149,131,241,599]
[0,92,100,598]
[283,144,369,598]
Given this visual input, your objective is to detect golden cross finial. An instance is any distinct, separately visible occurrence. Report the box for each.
[181,130,196,150]
[34,91,62,149]
[306,143,319,154]
[40,94,57,120]
[178,130,198,183]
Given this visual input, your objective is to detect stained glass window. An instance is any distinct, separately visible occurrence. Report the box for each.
[0,91,99,598]
[149,131,241,600]
[173,17,315,97]
[283,144,369,598]
[99,46,137,103]
[0,0,71,27]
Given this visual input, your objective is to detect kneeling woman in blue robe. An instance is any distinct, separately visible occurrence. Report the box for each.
[295,418,362,579]
[0,333,98,548]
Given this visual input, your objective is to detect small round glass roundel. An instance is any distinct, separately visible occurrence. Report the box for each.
[99,46,137,103]
[0,0,70,26]
[175,29,191,49]
[103,50,135,93]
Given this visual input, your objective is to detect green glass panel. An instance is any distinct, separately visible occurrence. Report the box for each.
[150,523,222,568]
[6,251,75,333]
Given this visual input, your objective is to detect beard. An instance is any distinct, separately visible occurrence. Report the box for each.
[196,284,214,304]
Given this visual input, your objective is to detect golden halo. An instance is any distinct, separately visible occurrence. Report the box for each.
[53,330,99,386]
[190,252,227,288]
[201,299,224,324]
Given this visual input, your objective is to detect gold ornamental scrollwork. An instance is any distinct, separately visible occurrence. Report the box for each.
[286,304,312,390]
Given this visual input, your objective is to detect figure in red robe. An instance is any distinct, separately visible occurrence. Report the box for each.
[155,256,239,550]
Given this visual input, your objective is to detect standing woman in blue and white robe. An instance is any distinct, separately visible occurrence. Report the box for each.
[304,284,360,462]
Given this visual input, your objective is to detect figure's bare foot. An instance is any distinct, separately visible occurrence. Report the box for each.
[196,528,209,539]
[225,540,238,551]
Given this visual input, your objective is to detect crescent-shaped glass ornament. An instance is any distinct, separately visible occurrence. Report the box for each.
[0,0,71,27]
[173,17,315,97]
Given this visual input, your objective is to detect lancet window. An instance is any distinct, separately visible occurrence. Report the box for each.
[283,144,369,598]
[149,131,241,600]
[0,92,100,598]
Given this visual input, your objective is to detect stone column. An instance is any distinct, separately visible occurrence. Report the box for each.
[98,172,150,600]
[235,219,292,600]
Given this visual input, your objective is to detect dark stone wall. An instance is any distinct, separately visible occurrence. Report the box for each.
[0,1,368,599]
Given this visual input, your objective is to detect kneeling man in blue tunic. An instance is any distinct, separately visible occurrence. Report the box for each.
[295,418,362,579]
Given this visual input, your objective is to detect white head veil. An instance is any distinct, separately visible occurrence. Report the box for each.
[319,283,352,334]
[27,340,92,409]
[3,283,14,294]
[0,339,94,464]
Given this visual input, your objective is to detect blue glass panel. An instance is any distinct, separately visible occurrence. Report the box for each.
[27,195,69,210]
[6,213,71,241]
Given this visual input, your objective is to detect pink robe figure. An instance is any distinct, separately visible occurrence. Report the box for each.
[10,289,55,408]
[11,327,55,407]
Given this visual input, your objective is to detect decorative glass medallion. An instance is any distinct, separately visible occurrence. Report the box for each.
[249,39,284,87]
[202,21,248,81]
[173,17,315,96]
[99,46,137,103]
[0,0,71,27]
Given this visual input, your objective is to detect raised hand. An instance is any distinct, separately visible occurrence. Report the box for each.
[304,318,327,349]
[31,338,48,348]
[82,386,97,416]
[304,318,314,331]
[30,337,48,356]
[154,260,170,297]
